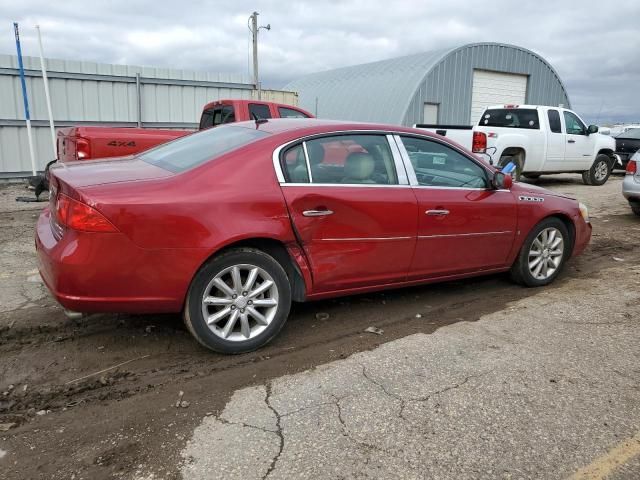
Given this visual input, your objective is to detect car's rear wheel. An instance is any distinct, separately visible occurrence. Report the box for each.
[630,202,640,216]
[510,218,570,287]
[582,154,611,186]
[184,248,292,354]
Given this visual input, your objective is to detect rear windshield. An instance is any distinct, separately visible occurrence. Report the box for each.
[617,128,640,139]
[480,109,540,129]
[139,125,270,173]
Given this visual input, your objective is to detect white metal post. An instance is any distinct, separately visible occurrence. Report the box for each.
[35,25,57,161]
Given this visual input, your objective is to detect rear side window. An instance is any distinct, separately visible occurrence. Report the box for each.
[199,106,235,129]
[547,109,562,133]
[480,109,540,129]
[249,103,272,120]
[140,125,269,173]
[278,107,310,118]
[281,134,398,185]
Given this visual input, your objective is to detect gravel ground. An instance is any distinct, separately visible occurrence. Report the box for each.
[0,173,638,479]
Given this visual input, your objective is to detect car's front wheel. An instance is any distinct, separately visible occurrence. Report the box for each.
[510,218,570,287]
[184,248,292,354]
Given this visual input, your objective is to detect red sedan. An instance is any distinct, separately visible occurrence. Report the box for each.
[36,119,592,353]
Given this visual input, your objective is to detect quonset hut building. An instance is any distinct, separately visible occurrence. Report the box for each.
[284,42,571,127]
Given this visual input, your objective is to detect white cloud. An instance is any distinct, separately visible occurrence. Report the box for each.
[0,0,638,123]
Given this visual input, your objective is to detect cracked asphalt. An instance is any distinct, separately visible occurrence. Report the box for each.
[1,174,639,479]
[180,261,640,479]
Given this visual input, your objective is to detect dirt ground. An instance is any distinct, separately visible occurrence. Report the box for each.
[0,173,638,479]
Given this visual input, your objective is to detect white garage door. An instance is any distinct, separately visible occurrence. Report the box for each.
[470,70,528,124]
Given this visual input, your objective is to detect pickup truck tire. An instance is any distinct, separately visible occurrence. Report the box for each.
[510,218,569,287]
[523,174,541,180]
[498,156,522,182]
[582,154,611,186]
[630,203,640,216]
[184,248,292,354]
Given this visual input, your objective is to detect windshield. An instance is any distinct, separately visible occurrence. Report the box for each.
[617,128,640,140]
[479,109,540,129]
[139,125,270,172]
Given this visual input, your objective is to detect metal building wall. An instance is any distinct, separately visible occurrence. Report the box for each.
[0,55,298,177]
[403,43,571,126]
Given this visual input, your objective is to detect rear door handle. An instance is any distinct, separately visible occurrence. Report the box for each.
[303,209,334,217]
[568,139,576,144]
[426,209,449,216]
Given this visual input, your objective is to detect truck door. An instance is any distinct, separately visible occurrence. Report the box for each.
[544,109,566,171]
[563,111,593,169]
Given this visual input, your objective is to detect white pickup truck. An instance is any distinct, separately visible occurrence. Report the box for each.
[416,105,618,185]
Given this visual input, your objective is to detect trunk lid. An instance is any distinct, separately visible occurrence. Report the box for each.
[49,156,173,188]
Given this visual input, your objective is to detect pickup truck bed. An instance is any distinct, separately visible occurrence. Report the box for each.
[57,127,189,162]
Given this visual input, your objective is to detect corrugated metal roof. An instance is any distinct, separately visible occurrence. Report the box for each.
[284,42,571,126]
[284,48,450,124]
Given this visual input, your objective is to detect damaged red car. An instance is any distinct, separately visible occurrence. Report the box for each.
[36,119,592,353]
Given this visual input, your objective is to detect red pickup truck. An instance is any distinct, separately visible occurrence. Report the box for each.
[57,99,313,162]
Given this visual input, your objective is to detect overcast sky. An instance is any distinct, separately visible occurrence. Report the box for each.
[1,0,638,124]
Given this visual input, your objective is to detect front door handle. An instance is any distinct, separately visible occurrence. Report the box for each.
[568,139,576,144]
[426,209,449,216]
[303,209,334,217]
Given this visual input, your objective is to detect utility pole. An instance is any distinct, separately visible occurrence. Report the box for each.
[250,12,259,98]
[249,11,270,100]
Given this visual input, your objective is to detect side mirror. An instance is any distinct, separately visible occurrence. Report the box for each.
[587,124,599,135]
[492,171,513,190]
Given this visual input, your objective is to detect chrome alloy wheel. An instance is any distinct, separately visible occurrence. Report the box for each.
[594,160,609,182]
[201,264,279,342]
[528,227,564,280]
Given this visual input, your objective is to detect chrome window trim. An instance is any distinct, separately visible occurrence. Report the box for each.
[301,141,313,183]
[386,134,409,185]
[272,129,413,186]
[393,133,497,190]
[280,183,413,189]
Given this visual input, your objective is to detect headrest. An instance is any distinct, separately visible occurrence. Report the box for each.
[344,152,375,180]
[306,142,325,165]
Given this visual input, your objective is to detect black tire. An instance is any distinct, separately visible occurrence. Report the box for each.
[498,155,522,182]
[582,154,611,186]
[510,218,570,287]
[631,203,640,216]
[184,248,292,354]
[523,174,541,180]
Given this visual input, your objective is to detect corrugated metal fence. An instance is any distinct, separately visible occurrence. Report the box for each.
[0,55,298,177]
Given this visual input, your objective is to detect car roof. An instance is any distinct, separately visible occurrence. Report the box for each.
[229,118,437,137]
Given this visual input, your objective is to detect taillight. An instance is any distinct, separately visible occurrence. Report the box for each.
[472,131,487,153]
[76,138,90,160]
[626,160,637,175]
[55,194,117,232]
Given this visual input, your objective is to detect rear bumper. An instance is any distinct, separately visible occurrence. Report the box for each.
[36,209,206,314]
